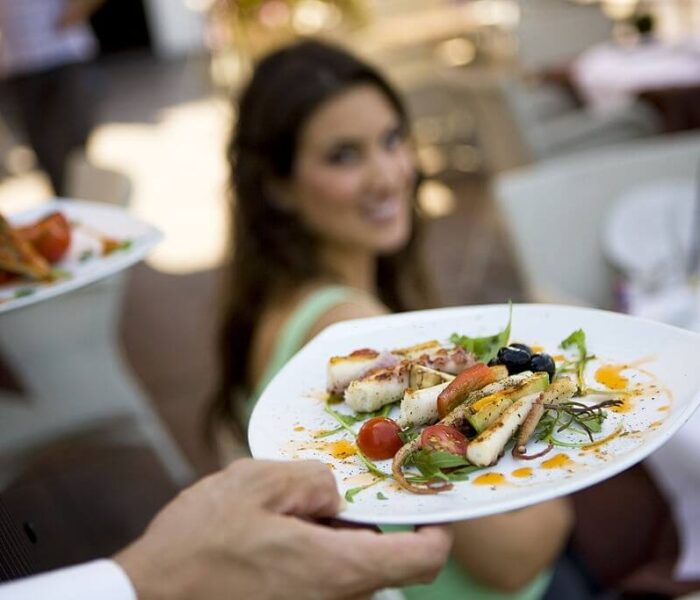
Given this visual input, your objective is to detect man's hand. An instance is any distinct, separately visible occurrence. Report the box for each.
[57,0,104,29]
[115,459,452,600]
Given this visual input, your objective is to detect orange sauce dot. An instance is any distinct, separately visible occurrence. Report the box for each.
[326,440,357,459]
[595,364,629,390]
[512,467,533,478]
[658,405,670,412]
[541,453,574,469]
[552,355,566,362]
[531,345,545,354]
[650,421,663,428]
[293,426,305,432]
[473,472,507,486]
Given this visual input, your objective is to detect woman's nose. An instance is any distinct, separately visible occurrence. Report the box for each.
[367,148,407,192]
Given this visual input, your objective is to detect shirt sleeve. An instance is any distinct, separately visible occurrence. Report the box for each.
[0,559,138,600]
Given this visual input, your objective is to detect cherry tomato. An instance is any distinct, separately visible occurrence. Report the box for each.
[17,212,71,263]
[356,417,403,460]
[420,424,468,457]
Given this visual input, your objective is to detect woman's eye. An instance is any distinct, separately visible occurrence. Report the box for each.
[327,145,360,165]
[383,128,404,151]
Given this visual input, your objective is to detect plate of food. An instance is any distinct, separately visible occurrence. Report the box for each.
[249,303,700,524]
[0,200,161,314]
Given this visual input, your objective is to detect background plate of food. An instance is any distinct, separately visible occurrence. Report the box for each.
[249,303,700,524]
[0,200,161,314]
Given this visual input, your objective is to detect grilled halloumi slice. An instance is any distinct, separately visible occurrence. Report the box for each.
[398,382,449,428]
[344,362,410,412]
[466,393,540,467]
[326,350,399,395]
[393,341,474,375]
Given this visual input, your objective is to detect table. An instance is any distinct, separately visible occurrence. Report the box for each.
[547,39,700,132]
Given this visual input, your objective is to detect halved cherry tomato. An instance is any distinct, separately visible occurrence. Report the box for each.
[356,417,403,460]
[17,212,71,263]
[420,424,468,456]
[437,363,502,418]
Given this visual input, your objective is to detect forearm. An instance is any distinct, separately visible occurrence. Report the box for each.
[451,497,573,593]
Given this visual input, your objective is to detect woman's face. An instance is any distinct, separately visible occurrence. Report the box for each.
[286,84,416,256]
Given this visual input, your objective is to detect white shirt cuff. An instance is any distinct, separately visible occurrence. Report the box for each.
[0,559,137,600]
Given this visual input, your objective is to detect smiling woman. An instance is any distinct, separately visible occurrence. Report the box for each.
[207,39,572,600]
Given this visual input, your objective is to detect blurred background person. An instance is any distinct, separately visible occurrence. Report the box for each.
[0,0,104,196]
[208,39,573,600]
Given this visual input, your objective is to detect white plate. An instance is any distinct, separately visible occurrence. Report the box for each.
[249,304,700,524]
[0,200,161,314]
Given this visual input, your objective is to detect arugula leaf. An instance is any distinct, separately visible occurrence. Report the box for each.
[406,450,479,483]
[560,329,593,394]
[398,428,419,444]
[411,449,471,481]
[444,465,480,481]
[50,268,70,280]
[316,404,394,438]
[561,329,587,358]
[344,478,384,503]
[450,301,512,362]
[13,288,35,299]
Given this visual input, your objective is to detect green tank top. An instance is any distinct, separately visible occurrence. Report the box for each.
[245,285,552,600]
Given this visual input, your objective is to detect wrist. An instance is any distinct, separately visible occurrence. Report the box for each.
[114,540,173,600]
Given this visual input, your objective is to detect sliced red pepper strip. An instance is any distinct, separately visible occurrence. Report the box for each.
[437,363,498,418]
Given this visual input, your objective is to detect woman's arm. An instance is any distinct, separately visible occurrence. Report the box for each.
[451,497,573,593]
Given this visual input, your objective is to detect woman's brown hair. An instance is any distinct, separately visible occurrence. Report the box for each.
[208,39,433,440]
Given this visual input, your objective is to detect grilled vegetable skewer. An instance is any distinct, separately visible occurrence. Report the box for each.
[512,377,576,459]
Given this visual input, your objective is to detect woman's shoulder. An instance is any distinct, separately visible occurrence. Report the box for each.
[250,282,386,387]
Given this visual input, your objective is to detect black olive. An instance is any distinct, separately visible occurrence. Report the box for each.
[496,346,531,374]
[530,353,556,381]
[509,343,533,358]
[488,357,502,367]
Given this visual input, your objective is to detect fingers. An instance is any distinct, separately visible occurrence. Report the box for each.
[224,459,341,518]
[311,524,452,594]
[364,526,453,587]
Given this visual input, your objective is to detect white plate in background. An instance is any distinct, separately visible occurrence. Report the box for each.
[0,200,161,314]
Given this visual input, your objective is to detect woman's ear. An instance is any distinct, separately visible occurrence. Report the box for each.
[266,178,295,213]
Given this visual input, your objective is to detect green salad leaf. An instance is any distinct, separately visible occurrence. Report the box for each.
[345,478,382,503]
[408,449,478,483]
[315,403,393,439]
[450,301,512,362]
[560,329,593,394]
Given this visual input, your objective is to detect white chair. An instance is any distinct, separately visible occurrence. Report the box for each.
[498,75,661,163]
[0,156,194,488]
[493,131,700,308]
